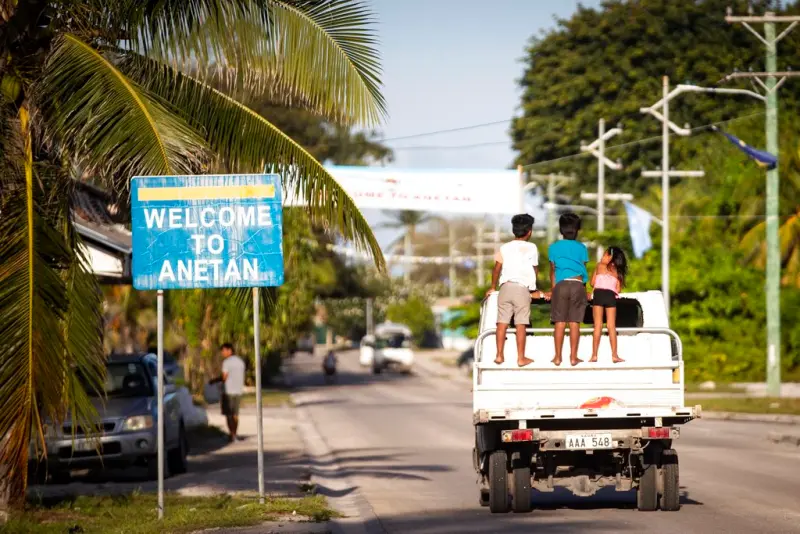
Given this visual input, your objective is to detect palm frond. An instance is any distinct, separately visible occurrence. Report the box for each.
[0,108,71,504]
[122,57,384,270]
[126,0,385,126]
[35,34,207,188]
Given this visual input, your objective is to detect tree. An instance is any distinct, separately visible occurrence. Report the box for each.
[380,210,432,283]
[0,0,385,504]
[385,294,436,347]
[511,0,800,196]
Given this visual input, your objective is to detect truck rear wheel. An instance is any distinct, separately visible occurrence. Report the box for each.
[660,449,680,511]
[488,450,508,513]
[637,463,658,512]
[511,452,532,513]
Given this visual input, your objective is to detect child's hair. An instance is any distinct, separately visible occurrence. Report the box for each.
[559,212,582,239]
[606,246,628,288]
[511,213,535,238]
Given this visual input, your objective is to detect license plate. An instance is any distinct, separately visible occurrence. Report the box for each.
[565,433,613,450]
[71,440,97,452]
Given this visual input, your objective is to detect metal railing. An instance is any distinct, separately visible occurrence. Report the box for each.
[473,327,683,366]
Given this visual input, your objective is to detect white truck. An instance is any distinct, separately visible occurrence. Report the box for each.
[472,290,699,514]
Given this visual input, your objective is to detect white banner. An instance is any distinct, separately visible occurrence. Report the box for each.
[286,165,523,215]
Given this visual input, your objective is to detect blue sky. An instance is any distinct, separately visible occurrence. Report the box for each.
[361,0,604,247]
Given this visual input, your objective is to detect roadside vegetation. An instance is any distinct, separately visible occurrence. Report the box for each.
[4,493,336,534]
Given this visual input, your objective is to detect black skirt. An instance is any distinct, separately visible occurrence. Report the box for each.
[592,289,617,308]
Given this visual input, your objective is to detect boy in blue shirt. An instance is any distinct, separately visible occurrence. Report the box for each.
[547,213,589,366]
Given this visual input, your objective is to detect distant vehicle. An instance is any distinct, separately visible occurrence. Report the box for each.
[322,351,337,384]
[472,291,697,514]
[360,322,414,374]
[457,347,475,376]
[30,353,189,484]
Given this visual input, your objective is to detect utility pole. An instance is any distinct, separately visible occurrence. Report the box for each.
[580,119,623,260]
[579,192,634,247]
[525,173,575,244]
[448,222,457,299]
[639,76,705,318]
[725,8,800,397]
[476,220,485,286]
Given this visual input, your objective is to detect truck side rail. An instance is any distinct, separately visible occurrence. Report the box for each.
[474,327,683,366]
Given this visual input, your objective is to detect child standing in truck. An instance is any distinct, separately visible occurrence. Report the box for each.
[486,214,547,367]
[589,246,628,364]
[547,213,589,367]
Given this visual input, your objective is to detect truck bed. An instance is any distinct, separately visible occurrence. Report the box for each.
[473,292,698,424]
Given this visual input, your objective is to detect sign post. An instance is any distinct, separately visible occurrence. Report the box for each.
[132,174,284,516]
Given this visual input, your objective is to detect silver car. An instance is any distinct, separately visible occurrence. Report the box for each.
[30,353,189,483]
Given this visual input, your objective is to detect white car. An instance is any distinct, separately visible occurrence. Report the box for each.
[360,323,414,374]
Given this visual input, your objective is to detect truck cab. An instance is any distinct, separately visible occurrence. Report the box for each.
[472,290,699,513]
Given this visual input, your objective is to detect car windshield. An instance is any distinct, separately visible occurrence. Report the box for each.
[80,362,153,398]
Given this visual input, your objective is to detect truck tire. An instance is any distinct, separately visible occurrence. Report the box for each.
[488,450,509,513]
[511,452,532,513]
[372,364,382,375]
[660,449,680,511]
[637,463,658,512]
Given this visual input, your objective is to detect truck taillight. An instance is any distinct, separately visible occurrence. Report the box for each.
[501,429,534,442]
[646,427,671,439]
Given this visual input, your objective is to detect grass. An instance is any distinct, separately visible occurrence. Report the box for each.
[5,493,336,534]
[240,389,293,407]
[688,396,800,415]
[684,383,746,394]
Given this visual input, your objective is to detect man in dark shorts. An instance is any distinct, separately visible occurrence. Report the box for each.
[211,343,245,442]
[547,213,589,366]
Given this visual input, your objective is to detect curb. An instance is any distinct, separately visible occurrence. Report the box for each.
[292,397,385,534]
[767,432,800,446]
[701,411,800,425]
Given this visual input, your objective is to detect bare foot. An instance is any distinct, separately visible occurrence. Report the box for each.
[517,357,534,367]
[588,356,598,363]
[612,355,625,363]
[570,358,583,367]
[551,357,562,366]
[494,356,505,365]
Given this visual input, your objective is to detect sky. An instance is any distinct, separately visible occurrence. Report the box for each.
[360,0,604,249]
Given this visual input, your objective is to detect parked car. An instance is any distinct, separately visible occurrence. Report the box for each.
[29,353,189,484]
[145,348,183,383]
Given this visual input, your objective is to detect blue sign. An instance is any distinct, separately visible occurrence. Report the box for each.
[131,174,284,290]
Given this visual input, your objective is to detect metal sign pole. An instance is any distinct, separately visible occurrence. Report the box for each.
[253,287,265,504]
[157,289,165,519]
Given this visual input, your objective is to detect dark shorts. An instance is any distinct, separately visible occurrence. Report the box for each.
[592,289,617,308]
[221,394,241,417]
[551,280,588,323]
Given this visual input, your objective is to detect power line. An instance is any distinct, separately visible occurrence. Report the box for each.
[522,111,764,169]
[378,119,511,143]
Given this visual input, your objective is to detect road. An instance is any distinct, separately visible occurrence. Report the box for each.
[290,351,800,534]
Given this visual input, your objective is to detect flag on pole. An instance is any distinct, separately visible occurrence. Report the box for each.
[711,126,777,170]
[624,202,653,259]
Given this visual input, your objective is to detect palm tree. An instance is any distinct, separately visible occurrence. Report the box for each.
[740,207,800,287]
[0,0,385,504]
[380,210,432,284]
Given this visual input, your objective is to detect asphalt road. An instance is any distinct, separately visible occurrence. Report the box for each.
[290,350,800,534]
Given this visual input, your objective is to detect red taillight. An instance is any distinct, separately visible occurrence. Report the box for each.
[646,427,671,439]
[501,429,534,442]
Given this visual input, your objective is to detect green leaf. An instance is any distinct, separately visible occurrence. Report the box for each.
[127,0,386,126]
[36,34,207,185]
[122,57,384,270]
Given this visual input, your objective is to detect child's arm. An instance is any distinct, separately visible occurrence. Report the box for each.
[549,261,555,288]
[590,265,598,288]
[486,261,502,297]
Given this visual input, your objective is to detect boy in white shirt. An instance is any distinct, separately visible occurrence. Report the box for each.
[486,214,547,366]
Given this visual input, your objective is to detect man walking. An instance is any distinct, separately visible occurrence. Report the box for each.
[212,343,245,442]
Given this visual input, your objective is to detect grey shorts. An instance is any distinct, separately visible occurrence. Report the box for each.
[497,283,532,326]
[551,279,588,323]
[221,394,241,417]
